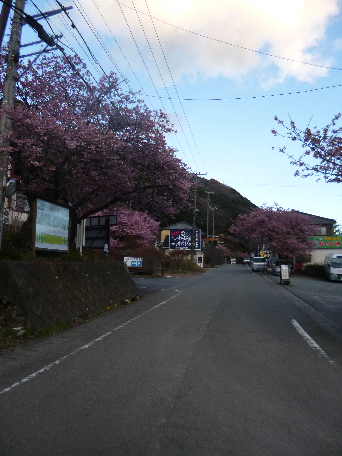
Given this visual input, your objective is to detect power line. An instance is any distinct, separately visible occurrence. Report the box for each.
[54,0,108,79]
[46,0,103,80]
[20,2,98,94]
[72,0,131,90]
[129,0,196,169]
[113,0,195,167]
[143,0,206,173]
[145,83,342,101]
[88,1,190,166]
[115,0,342,73]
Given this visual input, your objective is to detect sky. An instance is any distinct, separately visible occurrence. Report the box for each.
[11,0,342,227]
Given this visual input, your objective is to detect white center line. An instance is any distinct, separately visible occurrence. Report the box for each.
[0,292,181,395]
[291,319,335,366]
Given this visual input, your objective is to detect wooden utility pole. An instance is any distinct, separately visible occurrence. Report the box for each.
[0,0,25,248]
[205,191,214,242]
[191,173,206,262]
[0,0,13,49]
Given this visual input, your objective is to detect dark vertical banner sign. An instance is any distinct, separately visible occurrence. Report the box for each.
[170,229,201,250]
[84,215,117,248]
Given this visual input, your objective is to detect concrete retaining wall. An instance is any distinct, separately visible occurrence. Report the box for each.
[0,261,138,329]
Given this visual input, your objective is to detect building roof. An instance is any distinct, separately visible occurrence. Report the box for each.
[164,222,196,230]
[295,211,336,225]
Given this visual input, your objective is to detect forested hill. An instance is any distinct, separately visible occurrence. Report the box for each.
[173,178,256,235]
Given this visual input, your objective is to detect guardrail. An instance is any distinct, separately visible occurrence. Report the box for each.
[127,267,153,275]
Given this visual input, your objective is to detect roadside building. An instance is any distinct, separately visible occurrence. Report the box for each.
[297,212,339,266]
[268,212,338,272]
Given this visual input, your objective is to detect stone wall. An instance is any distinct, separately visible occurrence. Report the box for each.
[0,261,138,329]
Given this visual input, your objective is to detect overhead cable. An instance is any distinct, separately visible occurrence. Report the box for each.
[145,83,342,101]
[115,0,342,72]
[73,0,131,90]
[143,0,206,173]
[129,0,195,168]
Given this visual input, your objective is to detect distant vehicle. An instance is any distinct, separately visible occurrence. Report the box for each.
[324,253,342,281]
[231,258,236,264]
[243,258,250,264]
[251,257,267,272]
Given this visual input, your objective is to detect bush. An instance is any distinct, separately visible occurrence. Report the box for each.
[181,259,206,272]
[304,264,325,278]
[168,249,189,271]
[130,246,165,269]
[0,248,25,261]
[0,228,32,260]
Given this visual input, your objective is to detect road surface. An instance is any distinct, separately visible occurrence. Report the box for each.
[1,265,342,455]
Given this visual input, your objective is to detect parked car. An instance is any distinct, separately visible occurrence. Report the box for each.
[243,258,250,264]
[272,261,281,275]
[251,257,267,272]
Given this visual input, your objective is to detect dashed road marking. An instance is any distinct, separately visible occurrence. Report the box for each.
[291,319,335,366]
[0,292,181,395]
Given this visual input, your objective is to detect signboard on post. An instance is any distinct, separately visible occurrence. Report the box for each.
[35,199,69,252]
[280,264,290,285]
[84,215,117,248]
[124,257,143,267]
[169,229,201,250]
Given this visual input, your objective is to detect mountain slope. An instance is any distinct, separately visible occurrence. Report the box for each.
[173,178,256,235]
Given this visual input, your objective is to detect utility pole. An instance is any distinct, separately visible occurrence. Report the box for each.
[0,3,63,248]
[0,0,25,248]
[205,191,214,243]
[0,0,13,49]
[211,206,217,268]
[191,172,206,262]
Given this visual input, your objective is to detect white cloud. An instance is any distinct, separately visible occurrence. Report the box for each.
[69,0,341,86]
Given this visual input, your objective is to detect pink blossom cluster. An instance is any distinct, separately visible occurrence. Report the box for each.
[217,244,232,258]
[272,114,342,183]
[230,206,315,258]
[0,53,192,243]
[94,206,159,247]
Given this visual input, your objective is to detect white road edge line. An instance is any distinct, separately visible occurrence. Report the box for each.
[291,319,335,366]
[0,292,181,395]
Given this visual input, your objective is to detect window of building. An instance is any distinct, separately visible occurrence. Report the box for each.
[314,226,327,235]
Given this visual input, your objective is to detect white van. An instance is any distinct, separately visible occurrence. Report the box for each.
[324,254,342,282]
[251,257,267,272]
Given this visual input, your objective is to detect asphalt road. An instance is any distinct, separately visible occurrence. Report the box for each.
[1,265,342,455]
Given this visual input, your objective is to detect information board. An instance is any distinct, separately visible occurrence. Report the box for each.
[124,257,143,267]
[35,199,69,251]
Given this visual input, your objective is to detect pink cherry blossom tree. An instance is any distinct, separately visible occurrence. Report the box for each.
[217,244,232,258]
[0,53,192,242]
[230,206,315,258]
[95,206,159,248]
[272,114,342,183]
